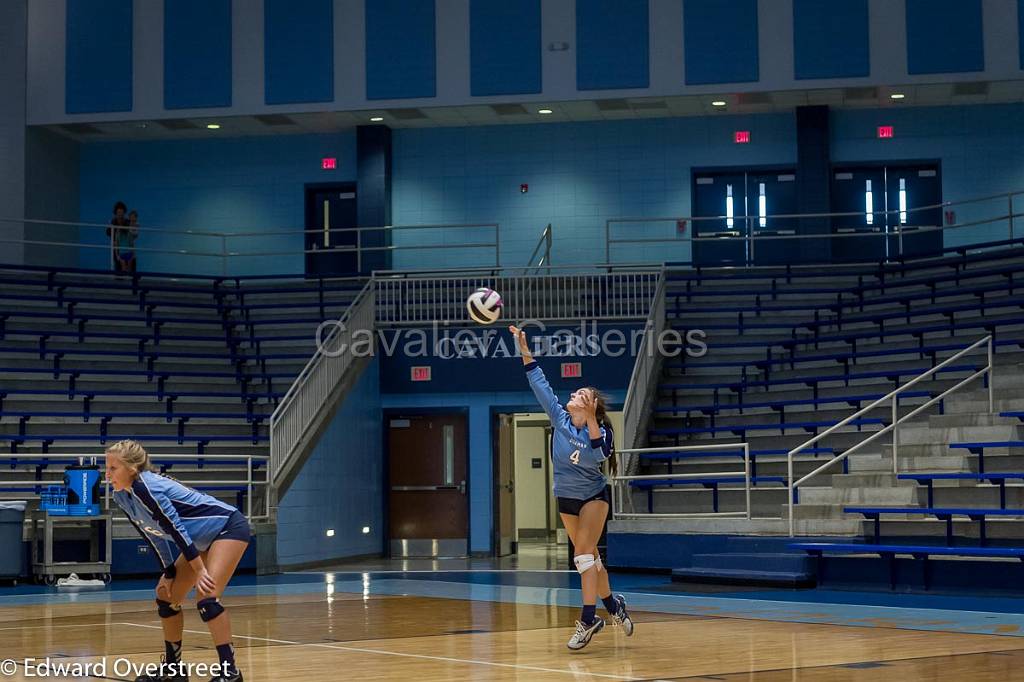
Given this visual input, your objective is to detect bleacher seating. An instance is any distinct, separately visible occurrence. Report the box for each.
[0,264,364,516]
[614,238,1024,586]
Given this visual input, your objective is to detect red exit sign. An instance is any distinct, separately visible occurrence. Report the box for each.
[734,130,751,144]
[321,157,337,170]
[561,362,582,378]
[877,126,894,139]
[410,366,432,382]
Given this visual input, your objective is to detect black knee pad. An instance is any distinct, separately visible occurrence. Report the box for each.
[156,599,181,619]
[197,597,225,623]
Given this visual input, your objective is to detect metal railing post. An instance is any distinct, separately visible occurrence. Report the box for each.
[1010,194,1015,240]
[744,443,751,520]
[989,336,995,413]
[788,454,794,536]
[892,395,899,474]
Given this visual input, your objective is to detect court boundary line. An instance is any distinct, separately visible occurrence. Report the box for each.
[119,622,647,681]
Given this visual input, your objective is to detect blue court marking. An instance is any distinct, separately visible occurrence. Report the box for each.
[5,570,1024,637]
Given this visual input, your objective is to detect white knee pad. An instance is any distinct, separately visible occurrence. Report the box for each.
[574,553,597,575]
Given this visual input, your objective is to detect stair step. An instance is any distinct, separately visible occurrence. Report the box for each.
[670,566,816,587]
[690,552,813,572]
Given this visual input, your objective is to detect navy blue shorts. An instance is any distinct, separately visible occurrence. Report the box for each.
[214,510,251,544]
[556,486,611,516]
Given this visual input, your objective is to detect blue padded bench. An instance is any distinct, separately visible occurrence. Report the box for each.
[898,473,1024,510]
[948,442,1024,473]
[789,541,1024,589]
[844,506,1024,545]
[631,476,786,513]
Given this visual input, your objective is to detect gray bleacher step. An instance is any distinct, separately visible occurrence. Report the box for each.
[671,566,815,588]
[796,485,924,506]
[830,473,914,489]
[895,423,1021,446]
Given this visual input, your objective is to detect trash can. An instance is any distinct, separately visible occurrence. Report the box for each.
[0,501,27,579]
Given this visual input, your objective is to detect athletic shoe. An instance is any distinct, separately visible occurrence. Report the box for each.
[135,657,188,682]
[567,616,605,650]
[209,673,242,682]
[611,594,634,636]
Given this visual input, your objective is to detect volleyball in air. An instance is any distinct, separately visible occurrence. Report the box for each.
[466,287,503,325]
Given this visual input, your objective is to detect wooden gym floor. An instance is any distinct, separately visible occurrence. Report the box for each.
[4,549,1024,680]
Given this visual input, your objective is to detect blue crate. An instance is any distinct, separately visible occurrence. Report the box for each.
[40,486,70,516]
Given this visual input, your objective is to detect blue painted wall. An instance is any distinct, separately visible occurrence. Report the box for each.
[365,0,436,100]
[278,359,382,567]
[65,0,132,114]
[164,0,232,110]
[68,103,1024,275]
[576,0,649,91]
[1020,0,1024,70]
[683,0,759,85]
[264,0,334,105]
[77,133,357,275]
[391,114,796,268]
[831,104,1024,247]
[793,0,869,80]
[470,0,542,96]
[906,0,985,75]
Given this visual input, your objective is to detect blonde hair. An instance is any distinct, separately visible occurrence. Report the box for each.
[105,439,154,474]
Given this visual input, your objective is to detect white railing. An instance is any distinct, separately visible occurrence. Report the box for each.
[786,335,995,536]
[0,454,270,520]
[374,269,660,325]
[606,188,1024,265]
[621,269,666,478]
[270,281,375,487]
[612,443,751,519]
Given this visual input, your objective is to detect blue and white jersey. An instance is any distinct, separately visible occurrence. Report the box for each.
[112,470,237,571]
[525,362,611,500]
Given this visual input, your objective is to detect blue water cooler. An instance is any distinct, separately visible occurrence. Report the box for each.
[63,465,101,516]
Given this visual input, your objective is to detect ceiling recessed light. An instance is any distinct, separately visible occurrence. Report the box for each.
[370,116,384,122]
[711,100,727,107]
[890,93,905,100]
[206,123,220,130]
[538,109,553,115]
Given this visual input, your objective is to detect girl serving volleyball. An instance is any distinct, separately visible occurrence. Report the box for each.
[105,440,250,682]
[509,325,634,650]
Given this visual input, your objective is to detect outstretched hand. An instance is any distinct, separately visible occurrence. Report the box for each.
[508,325,532,361]
[578,390,598,420]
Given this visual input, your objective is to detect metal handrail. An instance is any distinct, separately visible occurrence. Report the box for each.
[621,270,666,477]
[0,454,270,520]
[786,335,995,536]
[523,223,553,275]
[605,188,1024,263]
[612,442,751,519]
[269,280,376,489]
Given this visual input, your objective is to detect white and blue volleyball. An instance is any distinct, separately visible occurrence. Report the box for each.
[466,287,503,325]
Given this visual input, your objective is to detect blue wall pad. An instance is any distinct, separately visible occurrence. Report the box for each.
[576,0,649,90]
[65,0,132,114]
[684,0,759,85]
[164,0,232,109]
[793,0,869,80]
[906,0,984,75]
[470,0,542,96]
[366,0,436,100]
[265,0,334,104]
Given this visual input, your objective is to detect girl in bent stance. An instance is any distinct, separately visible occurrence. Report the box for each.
[510,325,635,650]
[106,439,250,682]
